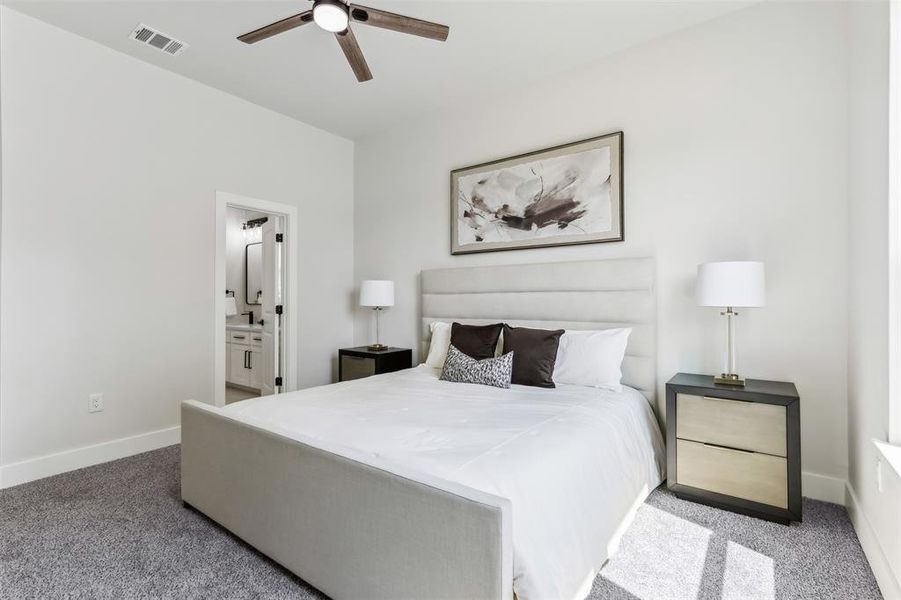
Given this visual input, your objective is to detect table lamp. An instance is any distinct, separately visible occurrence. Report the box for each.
[360,280,394,351]
[696,261,766,386]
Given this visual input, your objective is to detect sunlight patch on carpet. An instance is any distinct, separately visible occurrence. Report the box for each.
[599,505,712,600]
[721,541,775,600]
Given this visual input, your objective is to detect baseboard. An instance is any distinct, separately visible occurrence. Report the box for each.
[0,426,181,489]
[802,470,847,504]
[846,483,901,599]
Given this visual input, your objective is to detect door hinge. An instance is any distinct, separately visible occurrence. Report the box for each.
[275,233,283,243]
[275,305,283,315]
[275,376,283,387]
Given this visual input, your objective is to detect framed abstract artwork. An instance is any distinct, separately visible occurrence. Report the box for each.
[450,132,623,255]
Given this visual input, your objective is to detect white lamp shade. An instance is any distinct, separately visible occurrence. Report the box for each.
[360,280,395,307]
[696,261,766,307]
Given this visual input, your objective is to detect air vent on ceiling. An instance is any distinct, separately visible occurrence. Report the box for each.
[130,23,188,56]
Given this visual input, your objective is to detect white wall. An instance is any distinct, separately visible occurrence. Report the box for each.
[0,8,354,477]
[354,2,850,488]
[847,2,901,596]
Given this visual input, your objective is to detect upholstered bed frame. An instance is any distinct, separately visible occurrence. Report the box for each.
[421,257,657,405]
[181,257,656,600]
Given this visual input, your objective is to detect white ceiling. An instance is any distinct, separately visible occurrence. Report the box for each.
[3,1,754,139]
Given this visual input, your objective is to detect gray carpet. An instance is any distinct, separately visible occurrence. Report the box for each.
[0,446,881,600]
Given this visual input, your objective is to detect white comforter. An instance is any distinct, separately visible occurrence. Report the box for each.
[222,366,665,600]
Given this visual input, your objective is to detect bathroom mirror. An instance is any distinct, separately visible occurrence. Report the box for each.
[245,242,262,305]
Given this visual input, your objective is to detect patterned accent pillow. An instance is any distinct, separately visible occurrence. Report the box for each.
[440,344,513,389]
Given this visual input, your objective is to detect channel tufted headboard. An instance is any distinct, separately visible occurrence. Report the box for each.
[421,257,657,405]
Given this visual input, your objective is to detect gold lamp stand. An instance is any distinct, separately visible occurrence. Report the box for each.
[714,306,744,386]
[367,306,388,351]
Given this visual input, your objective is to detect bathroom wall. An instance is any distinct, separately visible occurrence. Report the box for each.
[225,207,265,325]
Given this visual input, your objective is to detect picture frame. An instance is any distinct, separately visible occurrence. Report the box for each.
[450,131,623,255]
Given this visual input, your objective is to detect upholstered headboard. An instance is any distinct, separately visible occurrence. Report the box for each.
[421,258,657,404]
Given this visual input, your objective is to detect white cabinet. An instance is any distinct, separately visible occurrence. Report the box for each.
[249,332,263,389]
[249,349,262,389]
[227,329,262,390]
[230,344,251,386]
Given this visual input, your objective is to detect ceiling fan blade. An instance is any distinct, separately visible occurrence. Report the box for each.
[238,10,314,44]
[335,27,373,82]
[349,4,449,42]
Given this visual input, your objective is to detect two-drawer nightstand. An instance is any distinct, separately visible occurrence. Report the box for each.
[338,347,412,382]
[666,373,801,524]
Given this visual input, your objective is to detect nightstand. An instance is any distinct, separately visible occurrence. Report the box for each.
[666,373,801,524]
[338,347,412,382]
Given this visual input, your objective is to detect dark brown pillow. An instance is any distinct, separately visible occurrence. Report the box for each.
[450,322,503,360]
[502,325,564,388]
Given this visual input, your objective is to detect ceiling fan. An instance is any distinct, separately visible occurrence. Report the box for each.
[237,0,449,83]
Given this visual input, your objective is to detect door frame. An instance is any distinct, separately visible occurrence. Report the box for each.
[214,191,299,407]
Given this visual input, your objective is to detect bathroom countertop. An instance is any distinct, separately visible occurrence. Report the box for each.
[226,323,262,333]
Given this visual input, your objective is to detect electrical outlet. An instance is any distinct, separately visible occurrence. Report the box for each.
[88,393,104,413]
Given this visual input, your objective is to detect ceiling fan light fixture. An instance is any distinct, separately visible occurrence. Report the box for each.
[313,0,349,33]
[237,1,449,83]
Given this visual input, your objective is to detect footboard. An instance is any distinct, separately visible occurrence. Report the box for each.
[181,400,513,600]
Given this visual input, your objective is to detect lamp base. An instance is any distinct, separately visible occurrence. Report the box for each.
[714,373,745,386]
[367,343,389,352]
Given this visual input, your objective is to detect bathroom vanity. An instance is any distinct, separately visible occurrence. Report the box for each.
[226,324,263,391]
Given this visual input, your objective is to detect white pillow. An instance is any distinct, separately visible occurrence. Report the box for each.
[424,321,452,368]
[552,328,632,391]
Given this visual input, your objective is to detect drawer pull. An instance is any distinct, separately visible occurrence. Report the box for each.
[233,335,246,340]
[702,442,755,455]
[253,337,262,342]
[703,395,751,404]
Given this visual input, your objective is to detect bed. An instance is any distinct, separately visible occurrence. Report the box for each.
[181,257,664,600]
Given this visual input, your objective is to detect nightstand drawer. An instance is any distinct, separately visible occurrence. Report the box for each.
[676,439,788,509]
[340,355,376,381]
[676,393,786,456]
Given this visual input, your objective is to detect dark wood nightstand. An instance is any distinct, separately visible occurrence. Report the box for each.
[338,347,412,382]
[666,373,801,524]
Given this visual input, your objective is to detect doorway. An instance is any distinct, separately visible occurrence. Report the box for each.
[214,191,298,407]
